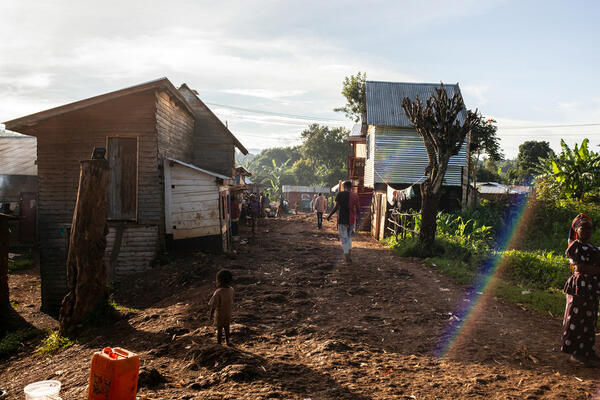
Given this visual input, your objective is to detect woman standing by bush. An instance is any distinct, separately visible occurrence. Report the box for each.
[561,213,600,366]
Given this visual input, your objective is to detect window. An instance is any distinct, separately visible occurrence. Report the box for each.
[107,137,138,220]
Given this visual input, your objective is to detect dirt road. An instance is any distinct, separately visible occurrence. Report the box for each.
[2,214,600,399]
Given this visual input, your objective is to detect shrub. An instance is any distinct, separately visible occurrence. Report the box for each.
[0,329,41,358]
[35,330,74,356]
[500,250,570,290]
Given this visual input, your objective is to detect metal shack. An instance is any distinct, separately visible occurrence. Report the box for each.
[364,81,469,239]
[3,77,247,314]
[283,185,330,212]
[0,132,37,244]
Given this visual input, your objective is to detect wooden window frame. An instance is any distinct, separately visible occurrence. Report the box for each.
[105,135,140,222]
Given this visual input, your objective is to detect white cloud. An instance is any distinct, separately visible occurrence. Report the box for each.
[493,116,600,158]
[462,85,489,107]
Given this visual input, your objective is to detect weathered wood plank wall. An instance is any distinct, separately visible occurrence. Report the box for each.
[165,162,221,240]
[178,86,235,177]
[156,91,195,163]
[33,91,161,314]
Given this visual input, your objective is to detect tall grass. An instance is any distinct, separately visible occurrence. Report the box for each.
[385,199,597,318]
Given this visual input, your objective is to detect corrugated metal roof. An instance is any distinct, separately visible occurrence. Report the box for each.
[0,136,37,175]
[167,157,231,180]
[366,81,466,127]
[351,123,362,136]
[282,185,330,193]
[0,129,28,137]
[4,77,195,132]
[477,182,524,195]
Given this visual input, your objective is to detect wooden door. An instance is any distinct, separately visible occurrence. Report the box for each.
[107,137,138,221]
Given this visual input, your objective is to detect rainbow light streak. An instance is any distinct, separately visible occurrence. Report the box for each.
[433,194,535,359]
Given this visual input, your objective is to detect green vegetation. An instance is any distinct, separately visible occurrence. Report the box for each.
[108,299,138,313]
[35,330,74,356]
[8,253,34,272]
[0,329,41,358]
[385,194,600,319]
[333,71,366,122]
[242,123,349,194]
[536,139,600,201]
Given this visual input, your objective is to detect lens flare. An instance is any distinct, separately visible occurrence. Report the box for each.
[433,195,535,358]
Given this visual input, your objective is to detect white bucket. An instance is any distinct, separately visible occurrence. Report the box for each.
[23,380,61,400]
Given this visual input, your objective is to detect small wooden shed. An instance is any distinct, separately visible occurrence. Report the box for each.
[164,158,231,250]
[4,77,247,314]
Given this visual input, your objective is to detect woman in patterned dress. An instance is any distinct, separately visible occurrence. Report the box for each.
[561,213,600,366]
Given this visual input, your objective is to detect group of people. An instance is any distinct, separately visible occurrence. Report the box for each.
[208,180,360,347]
[233,191,271,235]
[225,188,600,368]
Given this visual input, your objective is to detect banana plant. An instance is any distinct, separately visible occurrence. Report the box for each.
[537,138,600,200]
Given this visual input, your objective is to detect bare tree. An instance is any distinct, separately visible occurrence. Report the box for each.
[402,85,478,245]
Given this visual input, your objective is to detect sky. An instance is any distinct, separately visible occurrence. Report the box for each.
[1,0,599,157]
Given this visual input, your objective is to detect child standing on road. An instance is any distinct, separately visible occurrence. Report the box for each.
[209,269,234,346]
[561,213,600,366]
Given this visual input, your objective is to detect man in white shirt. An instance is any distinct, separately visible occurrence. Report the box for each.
[314,193,327,229]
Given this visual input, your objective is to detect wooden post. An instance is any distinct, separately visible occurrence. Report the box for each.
[59,158,110,335]
[0,214,18,322]
[461,130,472,211]
[0,216,10,316]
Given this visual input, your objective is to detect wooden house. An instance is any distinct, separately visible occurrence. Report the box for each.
[363,81,469,239]
[4,78,247,314]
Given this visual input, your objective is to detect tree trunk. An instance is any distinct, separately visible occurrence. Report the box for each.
[0,217,10,317]
[419,183,442,245]
[59,159,109,335]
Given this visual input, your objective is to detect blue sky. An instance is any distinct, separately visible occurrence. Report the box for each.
[1,0,599,157]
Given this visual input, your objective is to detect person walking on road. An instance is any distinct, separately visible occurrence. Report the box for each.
[327,181,360,263]
[314,193,327,229]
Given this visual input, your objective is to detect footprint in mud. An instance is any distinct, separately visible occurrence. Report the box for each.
[347,286,371,296]
[290,289,309,299]
[261,293,287,303]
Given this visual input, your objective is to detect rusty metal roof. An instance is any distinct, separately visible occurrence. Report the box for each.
[366,81,466,128]
[4,77,194,131]
[0,136,37,175]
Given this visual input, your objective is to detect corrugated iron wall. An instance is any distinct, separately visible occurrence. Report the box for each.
[368,126,466,187]
[364,126,376,187]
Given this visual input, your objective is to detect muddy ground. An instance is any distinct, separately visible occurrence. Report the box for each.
[2,214,600,399]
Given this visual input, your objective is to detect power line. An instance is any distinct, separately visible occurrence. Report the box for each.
[499,132,600,137]
[205,102,349,123]
[499,123,600,130]
[208,101,600,131]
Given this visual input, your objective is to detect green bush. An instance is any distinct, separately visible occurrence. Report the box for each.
[500,249,570,290]
[35,330,74,357]
[0,329,41,358]
[8,255,34,272]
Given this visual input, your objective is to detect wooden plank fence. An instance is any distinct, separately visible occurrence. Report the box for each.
[387,209,420,240]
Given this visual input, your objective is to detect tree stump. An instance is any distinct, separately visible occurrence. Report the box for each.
[59,159,110,335]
